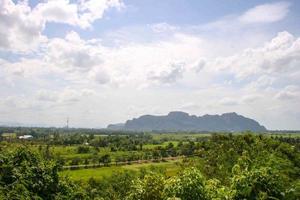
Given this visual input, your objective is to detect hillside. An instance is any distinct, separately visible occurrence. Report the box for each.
[107,111,267,132]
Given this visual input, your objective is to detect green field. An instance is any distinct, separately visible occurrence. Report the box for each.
[61,160,181,181]
[151,133,211,140]
[1,133,16,138]
[142,141,179,149]
[267,133,300,138]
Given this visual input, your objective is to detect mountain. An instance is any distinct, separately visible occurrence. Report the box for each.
[107,111,267,132]
[107,123,125,130]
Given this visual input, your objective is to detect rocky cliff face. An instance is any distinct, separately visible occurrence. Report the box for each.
[107,111,267,132]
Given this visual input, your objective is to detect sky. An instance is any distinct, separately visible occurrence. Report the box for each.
[0,0,300,129]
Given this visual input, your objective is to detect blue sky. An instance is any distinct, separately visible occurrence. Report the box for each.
[0,0,300,129]
[39,0,300,37]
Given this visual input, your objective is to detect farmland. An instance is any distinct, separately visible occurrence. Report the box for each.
[0,127,299,199]
[61,159,181,181]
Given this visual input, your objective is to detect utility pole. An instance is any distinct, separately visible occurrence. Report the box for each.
[66,117,69,129]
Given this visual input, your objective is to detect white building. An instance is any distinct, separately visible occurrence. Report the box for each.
[18,135,33,139]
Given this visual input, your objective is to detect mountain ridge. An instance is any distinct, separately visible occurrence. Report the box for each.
[107,111,267,132]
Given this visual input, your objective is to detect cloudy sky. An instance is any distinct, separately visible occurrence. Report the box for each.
[0,0,300,129]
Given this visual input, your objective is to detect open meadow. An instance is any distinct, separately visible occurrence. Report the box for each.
[61,159,181,181]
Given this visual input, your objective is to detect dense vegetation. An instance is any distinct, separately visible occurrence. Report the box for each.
[0,128,299,199]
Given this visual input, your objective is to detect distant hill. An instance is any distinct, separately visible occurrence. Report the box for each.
[107,111,267,132]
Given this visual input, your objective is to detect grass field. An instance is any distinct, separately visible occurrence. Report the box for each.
[267,133,300,138]
[143,141,179,149]
[60,160,181,181]
[1,133,17,138]
[151,133,211,140]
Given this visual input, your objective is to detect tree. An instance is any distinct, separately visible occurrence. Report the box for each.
[230,154,286,200]
[77,145,90,154]
[0,148,85,199]
[99,154,111,166]
[205,179,232,200]
[126,172,166,200]
[164,167,207,200]
[231,166,285,199]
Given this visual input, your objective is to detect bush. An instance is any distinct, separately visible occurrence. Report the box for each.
[165,168,207,200]
[77,145,90,154]
[0,148,85,199]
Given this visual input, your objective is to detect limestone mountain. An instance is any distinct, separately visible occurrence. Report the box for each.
[107,111,267,132]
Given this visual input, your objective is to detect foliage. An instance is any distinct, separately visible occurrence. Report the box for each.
[0,131,299,200]
[165,167,207,200]
[231,166,285,200]
[126,172,166,200]
[0,148,85,199]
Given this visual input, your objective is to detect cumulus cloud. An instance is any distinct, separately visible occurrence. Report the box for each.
[77,0,124,28]
[192,59,206,72]
[0,0,45,52]
[0,0,123,52]
[239,1,290,24]
[0,58,56,91]
[88,67,111,84]
[35,0,124,29]
[87,33,205,87]
[42,31,114,85]
[3,29,206,88]
[208,31,300,79]
[0,0,299,129]
[45,31,103,70]
[34,0,79,25]
[148,62,185,84]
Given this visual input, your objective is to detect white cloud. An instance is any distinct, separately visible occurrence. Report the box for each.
[275,85,299,100]
[208,31,300,79]
[0,0,123,52]
[3,29,205,88]
[37,90,58,102]
[0,0,46,52]
[239,1,290,24]
[147,62,185,84]
[247,75,276,90]
[150,22,178,33]
[241,94,262,104]
[37,88,96,103]
[0,0,299,129]
[88,67,111,84]
[77,0,124,28]
[179,102,202,111]
[202,1,290,33]
[219,97,239,106]
[192,59,206,72]
[35,0,124,29]
[45,31,103,70]
[34,0,79,26]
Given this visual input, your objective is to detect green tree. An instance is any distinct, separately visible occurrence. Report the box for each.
[126,172,166,200]
[165,167,207,200]
[0,148,85,199]
[99,154,111,166]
